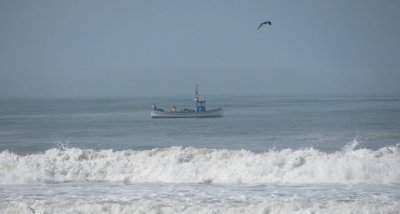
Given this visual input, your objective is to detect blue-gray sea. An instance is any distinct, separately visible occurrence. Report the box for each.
[1,95,399,213]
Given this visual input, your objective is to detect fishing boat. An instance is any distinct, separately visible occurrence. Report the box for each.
[151,85,223,118]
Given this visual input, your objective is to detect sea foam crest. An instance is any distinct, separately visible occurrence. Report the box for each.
[0,145,399,185]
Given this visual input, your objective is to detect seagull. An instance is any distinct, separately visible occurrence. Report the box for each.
[257,21,272,30]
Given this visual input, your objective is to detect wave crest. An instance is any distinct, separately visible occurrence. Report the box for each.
[1,145,399,185]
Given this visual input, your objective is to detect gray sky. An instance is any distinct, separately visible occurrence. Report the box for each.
[1,0,399,97]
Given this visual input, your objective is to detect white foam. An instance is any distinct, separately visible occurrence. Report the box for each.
[0,145,399,185]
[2,199,400,214]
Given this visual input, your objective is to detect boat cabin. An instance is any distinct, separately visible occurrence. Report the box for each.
[195,98,206,112]
[194,84,207,112]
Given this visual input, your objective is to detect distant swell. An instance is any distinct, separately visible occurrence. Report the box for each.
[1,145,399,185]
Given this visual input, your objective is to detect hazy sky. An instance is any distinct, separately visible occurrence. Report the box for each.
[1,0,399,97]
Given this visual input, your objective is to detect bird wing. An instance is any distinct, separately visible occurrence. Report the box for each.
[257,23,264,30]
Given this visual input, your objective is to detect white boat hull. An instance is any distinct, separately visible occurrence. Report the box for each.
[151,108,223,118]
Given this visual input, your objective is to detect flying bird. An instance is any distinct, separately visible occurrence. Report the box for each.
[257,21,272,30]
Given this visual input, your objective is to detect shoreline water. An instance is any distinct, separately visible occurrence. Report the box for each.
[1,96,399,213]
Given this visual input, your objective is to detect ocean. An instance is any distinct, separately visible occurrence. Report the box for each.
[0,95,399,213]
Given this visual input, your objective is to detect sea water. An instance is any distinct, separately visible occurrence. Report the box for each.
[0,96,399,213]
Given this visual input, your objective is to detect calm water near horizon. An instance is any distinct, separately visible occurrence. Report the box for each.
[1,95,399,213]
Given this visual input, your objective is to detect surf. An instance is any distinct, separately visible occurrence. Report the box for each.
[1,143,399,185]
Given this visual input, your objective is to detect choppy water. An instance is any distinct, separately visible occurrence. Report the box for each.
[1,96,399,213]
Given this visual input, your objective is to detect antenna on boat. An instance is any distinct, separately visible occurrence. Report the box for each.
[195,84,200,100]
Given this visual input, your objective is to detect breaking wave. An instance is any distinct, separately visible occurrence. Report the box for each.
[1,143,399,185]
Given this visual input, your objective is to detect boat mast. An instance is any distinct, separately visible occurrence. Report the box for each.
[195,84,200,101]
